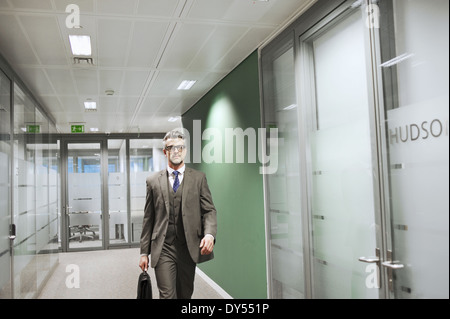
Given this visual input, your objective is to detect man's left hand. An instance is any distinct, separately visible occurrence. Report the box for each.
[200,235,214,255]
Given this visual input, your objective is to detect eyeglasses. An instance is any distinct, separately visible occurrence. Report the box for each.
[165,145,186,152]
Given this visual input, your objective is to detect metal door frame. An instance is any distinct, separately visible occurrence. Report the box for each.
[296,0,389,298]
[60,137,109,252]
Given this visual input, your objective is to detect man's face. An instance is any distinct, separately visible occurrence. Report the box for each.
[164,138,186,166]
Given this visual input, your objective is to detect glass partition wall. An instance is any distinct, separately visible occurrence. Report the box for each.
[60,136,165,252]
[0,69,12,299]
[0,63,59,298]
[12,84,59,298]
[261,38,306,298]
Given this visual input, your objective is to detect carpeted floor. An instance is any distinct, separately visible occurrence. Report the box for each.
[38,248,224,299]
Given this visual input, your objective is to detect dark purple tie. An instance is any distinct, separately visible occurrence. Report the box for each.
[173,171,180,192]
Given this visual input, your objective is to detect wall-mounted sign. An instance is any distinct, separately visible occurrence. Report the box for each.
[26,125,40,133]
[71,125,85,133]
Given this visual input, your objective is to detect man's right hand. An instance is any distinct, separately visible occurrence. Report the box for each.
[139,255,149,272]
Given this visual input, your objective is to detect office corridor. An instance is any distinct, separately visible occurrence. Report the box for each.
[1,0,448,300]
[38,248,224,299]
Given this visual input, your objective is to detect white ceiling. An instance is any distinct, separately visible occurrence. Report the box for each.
[0,0,314,134]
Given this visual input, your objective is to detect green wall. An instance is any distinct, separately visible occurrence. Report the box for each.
[182,51,267,298]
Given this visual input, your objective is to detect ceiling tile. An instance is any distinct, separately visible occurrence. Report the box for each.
[140,96,166,113]
[158,23,214,70]
[223,0,273,22]
[121,70,151,96]
[39,96,64,113]
[10,0,52,10]
[147,71,180,96]
[136,0,179,17]
[97,19,132,67]
[96,0,138,15]
[99,96,119,112]
[151,96,180,113]
[53,0,94,13]
[73,68,98,96]
[117,96,139,113]
[16,67,54,95]
[99,70,124,94]
[260,0,310,25]
[216,26,275,70]
[189,24,248,70]
[0,14,39,65]
[19,15,67,65]
[126,20,169,68]
[46,69,77,96]
[58,96,82,112]
[187,0,234,20]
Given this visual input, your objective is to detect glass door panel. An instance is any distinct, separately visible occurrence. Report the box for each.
[66,142,103,250]
[129,139,165,243]
[300,7,380,298]
[377,0,449,298]
[262,40,306,298]
[0,70,11,298]
[12,84,38,298]
[108,139,128,245]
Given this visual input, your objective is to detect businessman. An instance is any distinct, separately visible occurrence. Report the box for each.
[139,129,217,299]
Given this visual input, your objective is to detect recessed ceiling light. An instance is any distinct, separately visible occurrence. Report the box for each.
[84,101,97,110]
[177,80,197,90]
[69,35,92,56]
[168,116,181,122]
[90,128,99,132]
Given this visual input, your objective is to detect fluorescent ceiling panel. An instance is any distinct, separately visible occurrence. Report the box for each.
[69,35,92,56]
[177,80,197,90]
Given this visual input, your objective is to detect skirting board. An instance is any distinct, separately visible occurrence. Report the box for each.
[195,267,233,299]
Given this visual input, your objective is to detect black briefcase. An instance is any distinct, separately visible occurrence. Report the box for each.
[137,271,153,299]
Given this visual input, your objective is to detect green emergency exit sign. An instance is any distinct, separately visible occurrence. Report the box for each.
[26,125,40,133]
[71,125,85,133]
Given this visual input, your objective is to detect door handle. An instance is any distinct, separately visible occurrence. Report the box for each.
[64,206,73,215]
[359,248,381,289]
[381,249,404,269]
[9,224,16,240]
[359,248,380,264]
[359,256,380,263]
[383,250,404,292]
[359,249,404,292]
[381,261,404,270]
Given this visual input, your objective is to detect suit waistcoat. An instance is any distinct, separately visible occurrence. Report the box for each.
[165,178,185,245]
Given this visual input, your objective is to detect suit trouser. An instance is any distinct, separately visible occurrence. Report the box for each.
[154,240,196,299]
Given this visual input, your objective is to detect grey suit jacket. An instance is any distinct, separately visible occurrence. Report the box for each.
[140,167,217,268]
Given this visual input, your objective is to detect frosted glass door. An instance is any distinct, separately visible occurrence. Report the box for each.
[67,143,103,250]
[378,0,449,298]
[262,41,306,298]
[0,70,11,298]
[300,8,380,298]
[108,139,128,245]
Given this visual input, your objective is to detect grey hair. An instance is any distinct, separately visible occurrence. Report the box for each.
[162,129,185,148]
